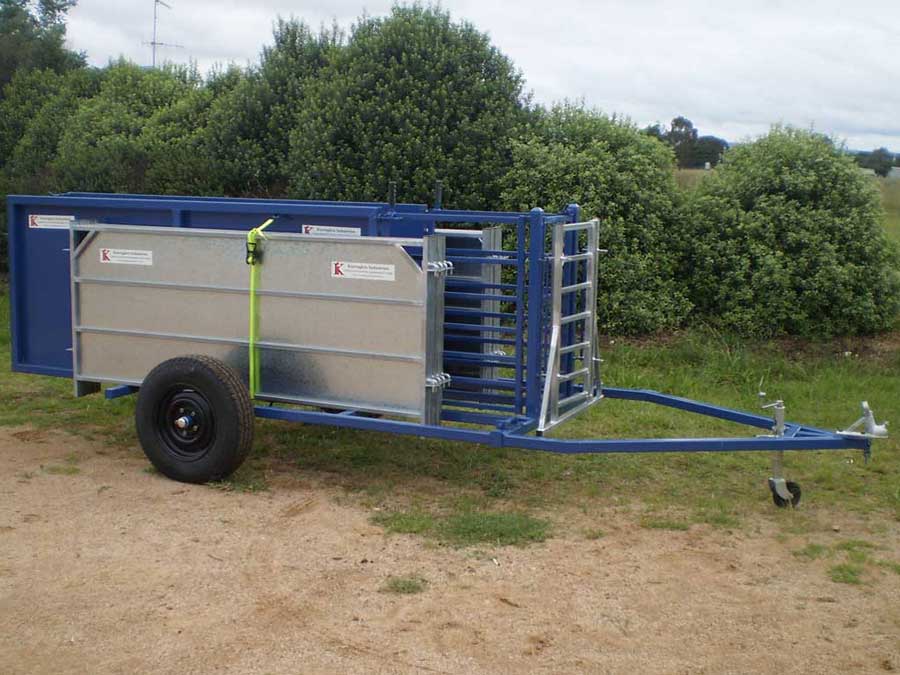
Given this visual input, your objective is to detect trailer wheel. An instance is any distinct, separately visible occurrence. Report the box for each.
[135,355,254,484]
[771,480,802,508]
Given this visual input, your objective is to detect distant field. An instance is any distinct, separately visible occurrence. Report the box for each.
[674,167,708,190]
[877,177,900,244]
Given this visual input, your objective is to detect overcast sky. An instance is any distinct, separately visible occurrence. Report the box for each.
[65,0,900,152]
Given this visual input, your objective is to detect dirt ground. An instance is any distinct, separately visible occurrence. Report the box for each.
[1,427,898,675]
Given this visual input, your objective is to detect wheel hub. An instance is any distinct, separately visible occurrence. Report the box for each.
[157,388,216,460]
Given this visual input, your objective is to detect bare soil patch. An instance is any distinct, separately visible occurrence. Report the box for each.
[1,427,898,674]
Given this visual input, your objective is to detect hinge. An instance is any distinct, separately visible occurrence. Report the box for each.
[426,372,452,390]
[426,260,454,276]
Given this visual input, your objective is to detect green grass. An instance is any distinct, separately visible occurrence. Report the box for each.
[40,450,82,475]
[440,511,549,546]
[42,464,80,475]
[829,563,865,585]
[675,168,709,190]
[381,574,427,594]
[374,510,436,536]
[877,177,900,244]
[793,543,828,561]
[374,507,549,547]
[791,538,899,585]
[639,515,690,531]
[877,560,900,576]
[833,539,878,553]
[208,458,270,493]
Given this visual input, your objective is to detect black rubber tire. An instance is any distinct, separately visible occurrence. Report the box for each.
[135,355,254,484]
[772,480,802,508]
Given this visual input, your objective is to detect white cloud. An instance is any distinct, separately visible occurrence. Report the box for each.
[65,0,900,151]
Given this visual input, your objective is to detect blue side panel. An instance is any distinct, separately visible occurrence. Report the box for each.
[8,199,74,377]
[7,192,432,378]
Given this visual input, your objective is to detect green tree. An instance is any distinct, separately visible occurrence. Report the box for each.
[646,117,728,168]
[666,116,698,168]
[642,122,665,141]
[141,84,226,195]
[502,104,691,334]
[0,0,84,94]
[0,66,98,272]
[0,67,64,170]
[692,134,728,168]
[1,66,100,191]
[680,127,900,337]
[286,5,528,207]
[204,20,339,196]
[51,61,201,193]
[857,147,895,178]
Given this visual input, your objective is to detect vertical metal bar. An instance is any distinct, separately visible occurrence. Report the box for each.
[585,219,600,395]
[423,235,439,424]
[515,217,527,415]
[481,227,502,386]
[771,451,784,479]
[549,221,565,424]
[525,208,545,420]
[69,225,80,393]
[562,204,580,397]
[69,225,100,396]
[435,235,447,418]
[538,325,559,431]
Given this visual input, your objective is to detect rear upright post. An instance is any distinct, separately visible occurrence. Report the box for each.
[526,208,546,421]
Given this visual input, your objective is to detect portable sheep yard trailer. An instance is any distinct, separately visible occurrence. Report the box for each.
[7,192,888,506]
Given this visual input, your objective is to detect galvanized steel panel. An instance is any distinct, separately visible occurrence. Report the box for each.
[71,224,442,419]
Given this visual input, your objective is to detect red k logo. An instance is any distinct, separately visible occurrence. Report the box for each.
[101,248,111,262]
[333,261,344,276]
[29,215,38,228]
[303,225,313,234]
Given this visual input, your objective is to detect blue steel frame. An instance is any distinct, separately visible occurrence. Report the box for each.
[9,192,872,458]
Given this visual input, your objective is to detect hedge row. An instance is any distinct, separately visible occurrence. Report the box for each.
[1,6,898,336]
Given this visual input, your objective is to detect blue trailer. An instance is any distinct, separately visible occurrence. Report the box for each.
[6,191,887,506]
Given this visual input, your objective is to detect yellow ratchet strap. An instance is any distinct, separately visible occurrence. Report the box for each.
[246,217,276,398]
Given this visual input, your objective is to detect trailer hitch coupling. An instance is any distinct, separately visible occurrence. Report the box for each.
[839,401,888,439]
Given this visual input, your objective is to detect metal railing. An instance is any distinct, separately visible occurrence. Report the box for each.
[538,218,602,432]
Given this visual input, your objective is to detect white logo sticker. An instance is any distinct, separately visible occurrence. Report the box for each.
[330,261,395,281]
[99,248,153,266]
[301,224,361,237]
[28,214,74,230]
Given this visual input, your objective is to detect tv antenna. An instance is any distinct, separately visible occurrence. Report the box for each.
[145,0,184,67]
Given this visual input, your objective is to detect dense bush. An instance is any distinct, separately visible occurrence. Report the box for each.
[286,5,528,207]
[51,62,208,194]
[204,20,339,196]
[501,105,691,334]
[2,67,101,193]
[0,68,65,171]
[681,127,900,337]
